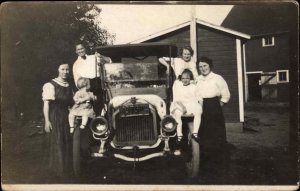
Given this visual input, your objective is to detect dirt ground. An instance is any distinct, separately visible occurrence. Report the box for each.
[1,102,298,186]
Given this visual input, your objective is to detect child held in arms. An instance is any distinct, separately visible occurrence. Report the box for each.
[68,77,97,133]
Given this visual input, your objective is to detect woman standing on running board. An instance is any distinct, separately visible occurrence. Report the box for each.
[158,46,198,79]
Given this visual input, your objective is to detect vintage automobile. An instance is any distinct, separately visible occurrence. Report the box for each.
[72,43,199,178]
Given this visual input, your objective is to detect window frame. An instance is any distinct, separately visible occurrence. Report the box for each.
[262,36,275,47]
[276,70,289,83]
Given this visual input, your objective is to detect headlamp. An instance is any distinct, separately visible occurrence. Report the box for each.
[90,117,109,138]
[160,115,177,133]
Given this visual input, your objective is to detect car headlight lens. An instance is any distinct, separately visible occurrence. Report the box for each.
[90,117,109,137]
[96,124,106,131]
[165,122,174,129]
[161,115,177,133]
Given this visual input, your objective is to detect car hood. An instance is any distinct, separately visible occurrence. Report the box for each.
[109,94,166,120]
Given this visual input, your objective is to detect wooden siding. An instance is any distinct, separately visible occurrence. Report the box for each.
[144,25,240,123]
[245,34,290,72]
[277,83,290,102]
[145,26,190,55]
[245,34,290,102]
[197,25,240,123]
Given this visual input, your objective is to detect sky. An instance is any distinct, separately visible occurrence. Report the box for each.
[96,5,234,45]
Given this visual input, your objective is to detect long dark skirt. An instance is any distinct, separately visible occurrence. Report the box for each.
[198,97,227,148]
[44,80,73,177]
[46,105,72,176]
[198,97,231,177]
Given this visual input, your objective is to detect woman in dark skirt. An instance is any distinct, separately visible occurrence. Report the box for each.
[42,63,73,177]
[195,56,230,153]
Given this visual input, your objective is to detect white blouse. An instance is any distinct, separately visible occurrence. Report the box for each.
[163,57,198,78]
[73,54,112,86]
[195,72,230,103]
[73,55,100,86]
[42,78,69,101]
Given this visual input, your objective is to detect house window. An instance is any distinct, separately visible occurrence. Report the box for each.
[262,36,275,47]
[276,70,289,83]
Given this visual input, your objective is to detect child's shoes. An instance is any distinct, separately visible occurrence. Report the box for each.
[70,127,74,134]
[80,124,86,129]
[191,133,200,142]
[176,136,183,147]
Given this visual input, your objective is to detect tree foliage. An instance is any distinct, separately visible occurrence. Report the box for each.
[1,2,115,120]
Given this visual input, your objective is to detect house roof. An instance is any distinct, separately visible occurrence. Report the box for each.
[129,21,191,44]
[221,4,296,36]
[129,19,251,44]
[195,19,251,39]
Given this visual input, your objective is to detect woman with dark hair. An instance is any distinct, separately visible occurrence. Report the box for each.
[158,45,198,79]
[42,62,73,177]
[195,56,230,150]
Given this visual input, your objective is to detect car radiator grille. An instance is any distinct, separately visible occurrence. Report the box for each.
[114,114,157,146]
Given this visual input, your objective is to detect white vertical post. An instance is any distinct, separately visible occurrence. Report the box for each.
[190,5,197,63]
[236,39,244,122]
[243,43,248,102]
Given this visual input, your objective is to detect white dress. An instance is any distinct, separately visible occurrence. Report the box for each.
[69,89,96,118]
[170,80,202,114]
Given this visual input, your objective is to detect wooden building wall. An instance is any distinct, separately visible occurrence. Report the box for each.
[277,83,290,102]
[197,25,240,123]
[245,34,290,102]
[146,26,190,55]
[144,25,241,123]
[245,35,290,72]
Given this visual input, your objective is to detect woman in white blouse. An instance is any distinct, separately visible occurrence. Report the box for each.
[195,56,230,150]
[158,46,198,79]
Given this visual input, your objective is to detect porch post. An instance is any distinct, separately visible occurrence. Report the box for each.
[236,39,245,122]
[243,43,248,102]
[190,5,197,63]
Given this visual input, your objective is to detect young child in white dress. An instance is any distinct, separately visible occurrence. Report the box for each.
[170,69,203,143]
[68,77,97,133]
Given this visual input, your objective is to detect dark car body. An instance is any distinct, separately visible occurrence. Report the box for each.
[73,43,199,178]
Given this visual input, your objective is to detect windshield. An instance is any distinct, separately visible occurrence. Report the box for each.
[104,62,167,88]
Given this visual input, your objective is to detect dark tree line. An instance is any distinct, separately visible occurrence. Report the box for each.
[1,2,115,121]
